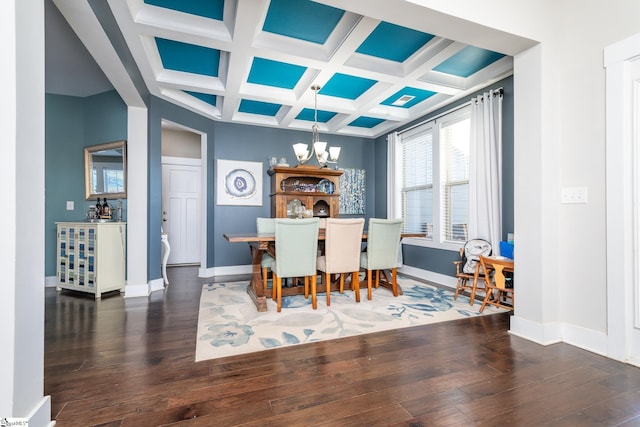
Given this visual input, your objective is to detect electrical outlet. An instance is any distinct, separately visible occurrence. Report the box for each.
[66,200,74,210]
[560,187,588,204]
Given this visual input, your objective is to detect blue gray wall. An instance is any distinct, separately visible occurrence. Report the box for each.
[45,77,513,282]
[374,75,514,275]
[45,90,127,276]
[148,96,376,277]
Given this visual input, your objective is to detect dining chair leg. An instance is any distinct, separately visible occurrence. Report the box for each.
[304,277,309,299]
[479,289,492,313]
[262,267,268,291]
[311,275,318,309]
[352,271,360,302]
[454,277,464,300]
[276,276,283,312]
[272,275,277,301]
[375,270,380,288]
[339,274,345,294]
[391,267,398,297]
[367,269,373,300]
[469,276,478,306]
[325,272,331,306]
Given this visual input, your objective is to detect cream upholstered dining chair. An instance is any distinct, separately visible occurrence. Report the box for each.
[360,218,403,300]
[256,217,275,292]
[316,218,365,305]
[271,218,320,312]
[479,255,514,312]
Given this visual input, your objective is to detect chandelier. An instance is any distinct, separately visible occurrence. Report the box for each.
[292,85,341,168]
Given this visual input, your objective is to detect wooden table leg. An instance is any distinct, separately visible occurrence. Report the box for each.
[246,243,268,312]
[373,270,404,296]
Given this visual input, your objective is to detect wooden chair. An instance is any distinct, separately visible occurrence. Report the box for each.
[256,218,275,292]
[479,255,514,312]
[271,218,320,311]
[360,218,403,300]
[317,218,365,305]
[453,239,492,306]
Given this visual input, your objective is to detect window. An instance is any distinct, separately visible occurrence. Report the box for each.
[103,169,125,193]
[400,126,433,235]
[391,106,470,247]
[441,116,470,242]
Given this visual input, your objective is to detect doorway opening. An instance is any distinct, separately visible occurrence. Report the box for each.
[160,120,207,274]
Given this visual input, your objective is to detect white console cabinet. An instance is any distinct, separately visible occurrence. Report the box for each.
[56,222,126,299]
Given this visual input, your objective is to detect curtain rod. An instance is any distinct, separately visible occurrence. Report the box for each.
[398,87,503,136]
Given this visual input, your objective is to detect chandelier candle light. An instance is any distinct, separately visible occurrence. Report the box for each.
[293,85,341,169]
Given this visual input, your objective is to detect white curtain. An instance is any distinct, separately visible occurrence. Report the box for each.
[386,131,400,219]
[468,89,503,254]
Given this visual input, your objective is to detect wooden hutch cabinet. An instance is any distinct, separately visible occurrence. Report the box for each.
[268,166,343,218]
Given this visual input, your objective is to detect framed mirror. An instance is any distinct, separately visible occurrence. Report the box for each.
[85,140,127,200]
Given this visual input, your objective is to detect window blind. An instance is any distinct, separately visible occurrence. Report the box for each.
[441,116,470,241]
[400,128,433,236]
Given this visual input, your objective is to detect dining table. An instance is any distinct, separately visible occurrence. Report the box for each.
[224,230,424,312]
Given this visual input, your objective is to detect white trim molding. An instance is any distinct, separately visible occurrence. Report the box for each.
[604,32,640,364]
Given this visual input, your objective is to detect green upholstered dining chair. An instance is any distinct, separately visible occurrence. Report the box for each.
[256,217,275,292]
[271,218,320,312]
[316,218,365,305]
[360,218,404,300]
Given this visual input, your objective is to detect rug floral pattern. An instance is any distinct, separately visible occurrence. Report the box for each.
[195,278,505,361]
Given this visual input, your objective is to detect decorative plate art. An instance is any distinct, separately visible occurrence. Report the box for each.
[317,178,335,194]
[216,159,263,206]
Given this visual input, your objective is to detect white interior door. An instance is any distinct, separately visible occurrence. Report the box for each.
[631,58,640,364]
[162,160,201,265]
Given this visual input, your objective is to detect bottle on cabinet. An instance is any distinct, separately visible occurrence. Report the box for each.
[101,198,111,219]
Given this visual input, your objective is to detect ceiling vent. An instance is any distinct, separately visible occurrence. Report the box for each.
[391,95,415,106]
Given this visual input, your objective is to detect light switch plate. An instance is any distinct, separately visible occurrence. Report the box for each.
[66,200,74,210]
[560,187,588,204]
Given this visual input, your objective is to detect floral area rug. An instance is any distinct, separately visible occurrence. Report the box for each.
[195,278,506,362]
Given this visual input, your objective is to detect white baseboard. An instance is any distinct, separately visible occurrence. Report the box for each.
[149,278,165,293]
[509,315,610,360]
[559,322,608,357]
[398,265,457,289]
[509,315,562,345]
[26,395,53,427]
[45,276,57,287]
[124,282,151,298]
[199,264,459,287]
[199,265,252,278]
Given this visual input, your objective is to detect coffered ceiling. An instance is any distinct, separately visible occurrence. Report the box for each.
[52,0,519,138]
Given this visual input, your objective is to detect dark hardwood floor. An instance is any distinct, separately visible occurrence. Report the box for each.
[45,266,640,426]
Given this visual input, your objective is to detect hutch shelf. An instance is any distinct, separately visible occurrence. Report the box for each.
[55,221,126,299]
[268,166,343,219]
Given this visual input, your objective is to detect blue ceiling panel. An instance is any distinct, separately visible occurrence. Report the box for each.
[185,91,216,106]
[296,108,337,123]
[349,116,385,128]
[262,0,344,44]
[144,0,224,20]
[433,46,505,77]
[320,73,377,100]
[247,57,307,89]
[238,99,282,116]
[381,86,436,108]
[156,38,220,77]
[356,22,435,62]
[99,0,514,137]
